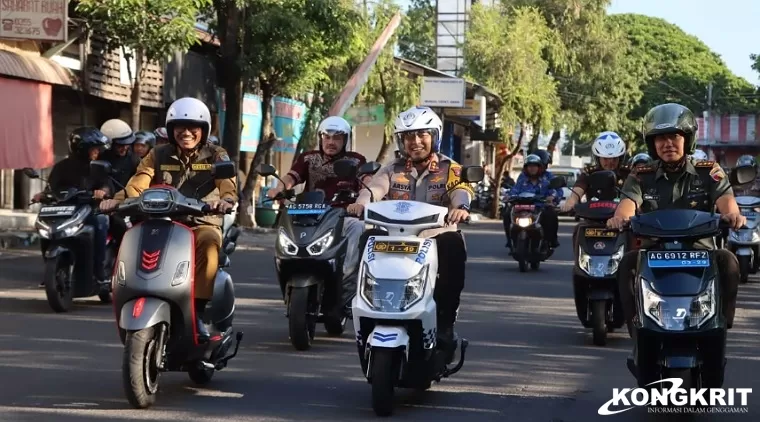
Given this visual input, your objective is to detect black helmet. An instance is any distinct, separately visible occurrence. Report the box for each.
[68,127,109,160]
[642,103,698,159]
[134,131,156,148]
[531,149,552,167]
[736,154,757,170]
[629,152,652,167]
[523,153,544,171]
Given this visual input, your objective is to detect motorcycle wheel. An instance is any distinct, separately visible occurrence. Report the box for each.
[43,256,73,313]
[122,326,162,409]
[738,255,750,284]
[371,348,397,417]
[664,368,696,390]
[324,315,347,337]
[187,363,215,385]
[530,260,540,270]
[752,247,760,273]
[590,300,607,346]
[516,240,527,272]
[288,286,316,351]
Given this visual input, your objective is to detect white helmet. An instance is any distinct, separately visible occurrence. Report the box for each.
[691,149,708,161]
[165,97,212,144]
[393,106,443,156]
[317,116,352,153]
[592,131,626,162]
[100,119,135,145]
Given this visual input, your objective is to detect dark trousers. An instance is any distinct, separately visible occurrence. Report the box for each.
[503,206,559,244]
[86,214,109,280]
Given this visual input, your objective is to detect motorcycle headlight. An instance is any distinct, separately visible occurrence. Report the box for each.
[516,217,532,227]
[306,230,334,256]
[360,264,429,312]
[35,218,50,239]
[171,261,190,286]
[578,245,625,276]
[640,277,716,331]
[277,228,298,256]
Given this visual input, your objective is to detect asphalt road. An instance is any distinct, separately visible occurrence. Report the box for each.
[0,219,758,421]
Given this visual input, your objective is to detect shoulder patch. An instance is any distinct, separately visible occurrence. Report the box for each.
[695,161,715,168]
[583,164,598,173]
[451,165,462,177]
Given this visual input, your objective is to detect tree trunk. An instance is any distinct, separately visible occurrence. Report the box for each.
[546,130,561,154]
[490,126,526,218]
[239,85,277,227]
[293,87,321,162]
[129,50,143,129]
[375,132,392,163]
[215,0,244,167]
[374,70,393,164]
[527,127,539,153]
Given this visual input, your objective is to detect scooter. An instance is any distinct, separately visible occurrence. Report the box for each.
[727,195,760,283]
[22,167,115,312]
[99,160,244,409]
[507,176,565,272]
[624,164,756,389]
[571,171,626,346]
[351,161,484,417]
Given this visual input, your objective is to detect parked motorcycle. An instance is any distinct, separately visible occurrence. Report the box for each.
[571,170,626,346]
[23,167,115,312]
[624,164,755,389]
[506,177,566,272]
[99,161,244,409]
[352,161,484,417]
[727,195,760,283]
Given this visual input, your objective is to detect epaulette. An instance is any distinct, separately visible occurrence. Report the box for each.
[583,163,598,173]
[633,164,655,173]
[695,160,715,168]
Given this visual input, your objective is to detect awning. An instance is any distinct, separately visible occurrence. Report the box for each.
[0,49,74,86]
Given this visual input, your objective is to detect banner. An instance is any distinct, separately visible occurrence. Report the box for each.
[217,89,262,152]
[272,97,306,153]
[344,105,385,126]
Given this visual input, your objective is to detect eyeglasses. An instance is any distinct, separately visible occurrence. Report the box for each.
[174,125,202,134]
[402,130,432,141]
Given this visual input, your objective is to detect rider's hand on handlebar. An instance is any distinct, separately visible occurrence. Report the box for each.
[207,200,234,214]
[606,216,629,230]
[266,186,283,199]
[32,192,43,203]
[347,203,364,216]
[559,201,573,213]
[99,199,122,212]
[93,189,108,200]
[447,208,470,225]
[721,212,746,230]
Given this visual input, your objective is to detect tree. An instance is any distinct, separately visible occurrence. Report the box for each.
[236,0,358,226]
[751,53,760,82]
[397,0,435,67]
[464,5,560,217]
[77,0,211,128]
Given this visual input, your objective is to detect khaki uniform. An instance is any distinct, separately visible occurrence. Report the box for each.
[115,144,238,299]
[357,154,474,237]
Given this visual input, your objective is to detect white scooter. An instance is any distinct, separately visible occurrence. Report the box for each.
[728,196,760,283]
[351,163,484,417]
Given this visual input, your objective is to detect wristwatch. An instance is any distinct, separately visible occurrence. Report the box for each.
[457,204,470,212]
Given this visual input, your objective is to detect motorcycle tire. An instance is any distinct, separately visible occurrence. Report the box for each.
[43,256,73,313]
[738,255,750,284]
[590,300,607,346]
[187,362,215,385]
[371,348,397,417]
[122,326,161,409]
[288,286,316,351]
[324,315,347,337]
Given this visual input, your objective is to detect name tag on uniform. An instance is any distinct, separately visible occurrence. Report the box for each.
[191,163,212,171]
[160,164,180,171]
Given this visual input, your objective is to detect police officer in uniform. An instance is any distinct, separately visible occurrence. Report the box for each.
[607,103,744,342]
[100,97,237,343]
[347,106,472,354]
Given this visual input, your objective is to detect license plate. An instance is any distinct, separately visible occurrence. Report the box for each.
[584,228,618,238]
[39,205,76,215]
[286,203,328,215]
[514,204,535,211]
[372,241,420,254]
[647,251,710,268]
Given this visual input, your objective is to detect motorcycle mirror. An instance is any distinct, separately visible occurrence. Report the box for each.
[333,159,358,180]
[89,160,113,177]
[730,164,757,186]
[586,170,617,189]
[548,176,567,190]
[255,163,277,177]
[22,168,40,179]
[461,166,485,183]
[212,161,236,180]
[358,161,381,177]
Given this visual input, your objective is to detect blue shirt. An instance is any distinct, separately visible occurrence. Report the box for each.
[509,171,560,205]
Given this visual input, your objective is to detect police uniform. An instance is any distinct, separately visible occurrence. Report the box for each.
[355,153,473,333]
[616,158,740,333]
[114,143,238,300]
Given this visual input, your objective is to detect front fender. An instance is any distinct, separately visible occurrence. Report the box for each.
[119,298,171,330]
[287,274,322,289]
[588,289,614,300]
[44,245,69,260]
[368,326,410,349]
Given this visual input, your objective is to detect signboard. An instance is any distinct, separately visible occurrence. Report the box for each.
[217,89,262,152]
[444,99,480,117]
[272,97,306,154]
[420,77,466,108]
[0,0,67,42]
[344,105,385,126]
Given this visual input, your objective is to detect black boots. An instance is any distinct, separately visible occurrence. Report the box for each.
[195,299,210,343]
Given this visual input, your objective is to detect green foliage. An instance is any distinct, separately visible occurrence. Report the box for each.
[464,5,560,132]
[397,0,436,67]
[76,0,210,63]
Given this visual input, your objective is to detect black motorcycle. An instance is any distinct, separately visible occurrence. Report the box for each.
[507,176,565,271]
[624,164,755,389]
[257,160,374,351]
[23,167,115,312]
[572,171,626,346]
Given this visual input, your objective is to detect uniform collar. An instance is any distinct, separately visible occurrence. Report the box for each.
[170,144,212,162]
[405,153,443,174]
[655,159,696,179]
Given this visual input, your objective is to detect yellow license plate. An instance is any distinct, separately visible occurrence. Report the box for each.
[584,228,618,238]
[372,241,420,254]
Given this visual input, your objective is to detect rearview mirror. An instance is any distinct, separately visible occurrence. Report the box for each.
[461,166,485,183]
[730,164,757,186]
[358,161,381,177]
[586,170,617,190]
[548,176,567,190]
[333,159,358,180]
[255,163,277,177]
[89,160,113,178]
[212,161,237,180]
[22,168,39,179]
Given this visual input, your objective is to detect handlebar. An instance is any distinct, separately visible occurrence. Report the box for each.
[609,217,746,232]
